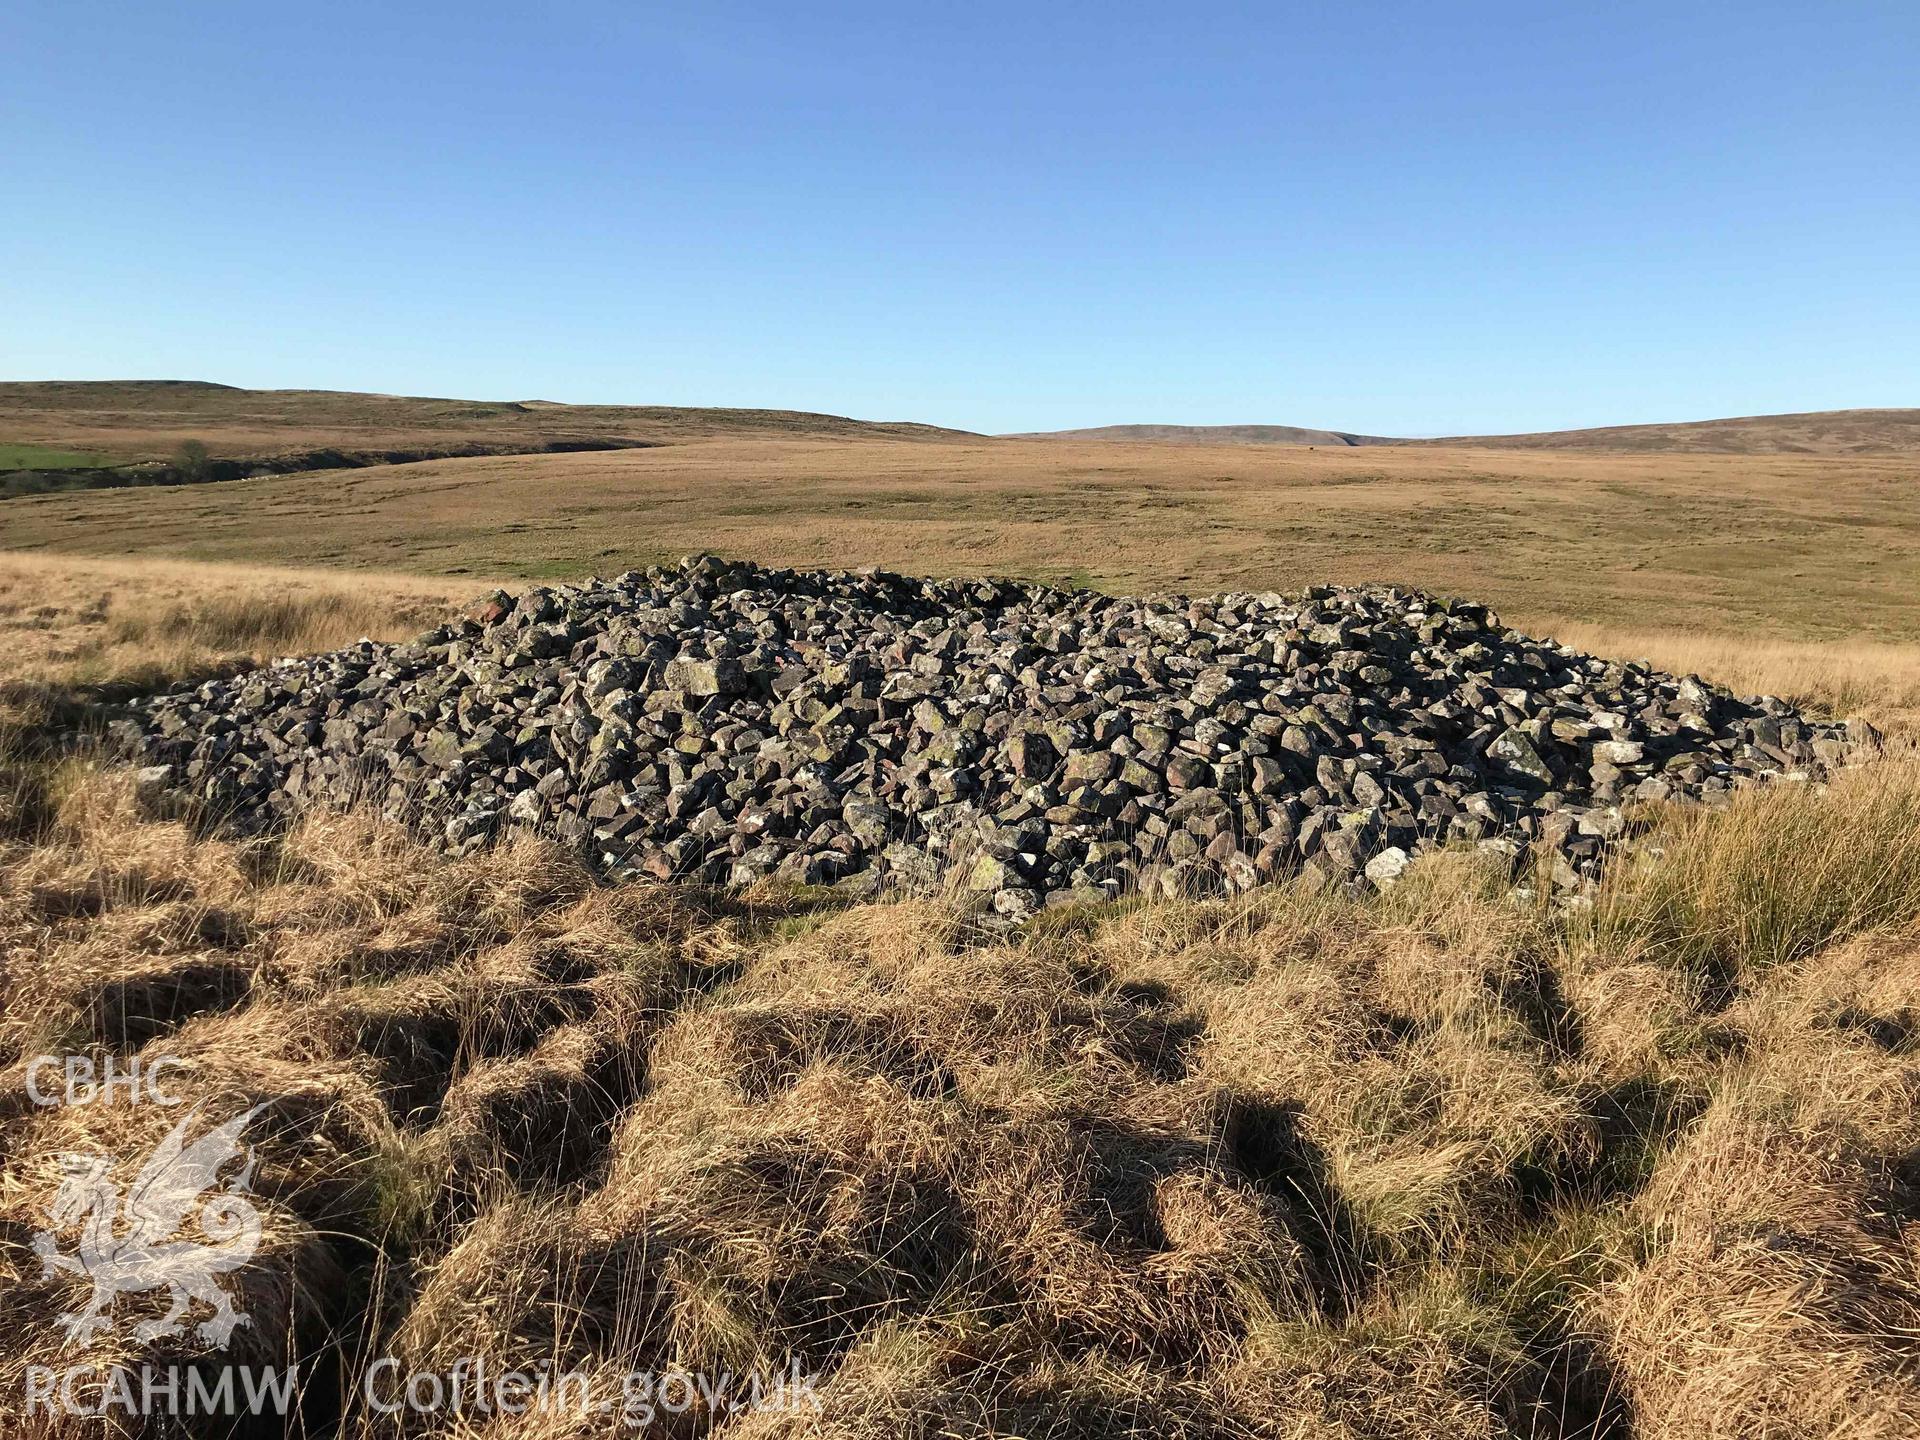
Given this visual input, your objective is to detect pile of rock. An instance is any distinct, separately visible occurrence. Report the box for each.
[120,555,1873,916]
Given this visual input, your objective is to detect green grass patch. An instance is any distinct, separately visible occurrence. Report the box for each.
[0,443,111,470]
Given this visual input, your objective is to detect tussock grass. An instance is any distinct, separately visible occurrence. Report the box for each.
[1584,761,1920,983]
[102,590,410,656]
[3,554,1920,1437]
[0,551,466,700]
[1589,930,1920,1438]
[4,760,1919,1436]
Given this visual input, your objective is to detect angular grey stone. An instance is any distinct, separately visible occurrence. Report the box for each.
[1006,731,1057,780]
[1489,728,1555,785]
[1364,846,1411,889]
[1059,749,1116,787]
[1593,739,1646,766]
[664,656,746,696]
[967,853,1013,891]
[133,765,174,808]
[1165,754,1212,791]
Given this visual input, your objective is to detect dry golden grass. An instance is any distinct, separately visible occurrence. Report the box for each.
[0,552,468,735]
[6,437,1920,642]
[2,555,1919,1438]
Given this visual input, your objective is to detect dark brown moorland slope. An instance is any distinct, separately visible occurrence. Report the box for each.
[1422,407,1920,455]
[0,379,976,468]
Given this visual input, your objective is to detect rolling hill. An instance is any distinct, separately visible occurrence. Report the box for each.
[1013,408,1920,455]
[0,380,975,470]
[1003,423,1397,446]
[9,385,1917,468]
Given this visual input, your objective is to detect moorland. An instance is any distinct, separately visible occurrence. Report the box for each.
[3,385,1919,1439]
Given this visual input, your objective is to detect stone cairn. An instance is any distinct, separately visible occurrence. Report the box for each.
[121,555,1874,917]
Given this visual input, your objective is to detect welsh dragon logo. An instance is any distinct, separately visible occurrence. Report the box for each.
[33,1103,266,1348]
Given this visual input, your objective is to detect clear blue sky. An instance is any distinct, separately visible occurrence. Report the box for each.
[4,2,1916,435]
